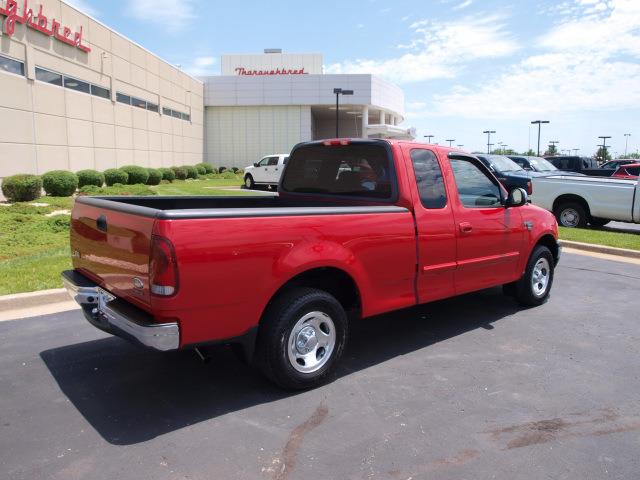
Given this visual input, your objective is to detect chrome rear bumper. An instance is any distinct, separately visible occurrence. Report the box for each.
[61,270,179,351]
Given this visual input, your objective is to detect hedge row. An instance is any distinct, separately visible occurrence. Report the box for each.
[2,163,242,202]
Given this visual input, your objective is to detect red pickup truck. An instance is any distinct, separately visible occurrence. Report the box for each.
[63,139,560,389]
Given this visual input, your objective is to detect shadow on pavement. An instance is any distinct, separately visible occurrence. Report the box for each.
[40,287,520,445]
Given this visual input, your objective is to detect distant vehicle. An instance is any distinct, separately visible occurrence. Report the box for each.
[475,154,533,193]
[612,163,640,180]
[508,155,581,176]
[601,159,638,170]
[531,175,640,227]
[244,154,289,189]
[544,155,612,177]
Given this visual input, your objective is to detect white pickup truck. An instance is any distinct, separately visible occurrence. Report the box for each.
[531,175,640,227]
[243,153,289,190]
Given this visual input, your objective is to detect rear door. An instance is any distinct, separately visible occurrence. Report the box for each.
[265,156,281,184]
[448,156,525,295]
[70,202,155,308]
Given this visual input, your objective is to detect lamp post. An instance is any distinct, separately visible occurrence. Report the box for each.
[483,130,496,154]
[457,144,464,148]
[424,135,434,143]
[333,88,354,137]
[548,140,559,155]
[624,133,631,156]
[446,139,455,147]
[598,136,611,162]
[531,120,550,156]
[572,148,579,155]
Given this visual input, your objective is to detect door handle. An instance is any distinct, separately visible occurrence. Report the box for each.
[459,222,473,234]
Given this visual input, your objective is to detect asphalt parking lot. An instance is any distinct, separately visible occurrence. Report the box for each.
[1,252,639,480]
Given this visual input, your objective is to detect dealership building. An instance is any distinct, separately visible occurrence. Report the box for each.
[0,0,412,179]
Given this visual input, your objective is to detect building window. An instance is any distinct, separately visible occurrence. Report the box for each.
[0,54,25,76]
[91,84,110,99]
[35,67,62,86]
[64,76,90,94]
[116,92,131,105]
[171,109,181,119]
[131,97,147,109]
[181,112,190,122]
[162,107,171,116]
[147,102,159,113]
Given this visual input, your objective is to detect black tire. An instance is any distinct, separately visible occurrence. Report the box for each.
[244,174,255,190]
[554,202,588,228]
[255,287,348,390]
[514,245,555,307]
[589,217,611,227]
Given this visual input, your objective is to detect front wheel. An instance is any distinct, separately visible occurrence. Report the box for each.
[244,174,255,189]
[513,245,555,306]
[255,287,348,390]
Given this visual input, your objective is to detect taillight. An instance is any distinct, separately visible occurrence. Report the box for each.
[527,180,533,196]
[322,139,351,146]
[149,235,178,296]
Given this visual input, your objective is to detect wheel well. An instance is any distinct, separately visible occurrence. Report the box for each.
[536,234,560,265]
[552,194,590,217]
[269,267,361,317]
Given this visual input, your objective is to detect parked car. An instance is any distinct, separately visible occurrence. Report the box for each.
[507,155,581,176]
[531,175,640,227]
[243,153,289,189]
[62,139,560,390]
[474,154,533,193]
[612,163,640,180]
[544,155,612,177]
[601,159,638,170]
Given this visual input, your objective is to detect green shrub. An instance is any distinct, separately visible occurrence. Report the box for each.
[159,168,176,182]
[1,174,43,202]
[185,165,199,179]
[42,170,78,197]
[196,162,214,174]
[76,169,104,188]
[120,165,149,185]
[221,171,237,179]
[46,215,70,233]
[171,166,188,180]
[104,169,128,186]
[77,183,157,196]
[146,168,162,185]
[218,166,227,173]
[195,164,207,175]
[78,185,101,194]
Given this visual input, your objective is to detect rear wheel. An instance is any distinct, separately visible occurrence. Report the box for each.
[514,245,555,306]
[244,174,255,189]
[589,217,611,227]
[554,202,588,228]
[255,287,348,390]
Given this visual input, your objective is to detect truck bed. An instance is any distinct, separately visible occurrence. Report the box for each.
[76,195,407,219]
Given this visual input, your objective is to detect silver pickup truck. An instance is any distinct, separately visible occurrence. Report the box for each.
[531,175,640,227]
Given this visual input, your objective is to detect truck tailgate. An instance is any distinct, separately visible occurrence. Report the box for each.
[70,200,156,309]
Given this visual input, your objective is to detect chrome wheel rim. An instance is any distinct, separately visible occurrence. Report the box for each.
[245,177,252,188]
[560,208,579,227]
[287,311,336,374]
[531,257,550,297]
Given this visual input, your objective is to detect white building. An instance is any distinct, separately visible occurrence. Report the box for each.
[201,51,414,169]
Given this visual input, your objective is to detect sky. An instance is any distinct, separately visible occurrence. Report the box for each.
[68,0,639,157]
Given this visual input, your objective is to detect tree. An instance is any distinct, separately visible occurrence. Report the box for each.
[595,147,612,162]
[544,144,558,156]
[524,149,536,156]
[619,153,640,159]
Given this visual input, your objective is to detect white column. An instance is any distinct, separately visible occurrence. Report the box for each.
[361,106,368,138]
[379,110,385,125]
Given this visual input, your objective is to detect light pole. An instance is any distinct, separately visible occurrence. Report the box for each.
[549,140,559,155]
[446,139,455,147]
[424,135,434,143]
[531,120,550,156]
[624,133,631,156]
[598,136,611,162]
[483,130,496,154]
[333,88,354,137]
[457,144,464,148]
[572,149,579,155]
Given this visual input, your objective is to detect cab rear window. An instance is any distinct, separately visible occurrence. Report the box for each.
[281,143,395,200]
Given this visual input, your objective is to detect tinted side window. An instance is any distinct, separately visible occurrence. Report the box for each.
[450,158,502,208]
[410,149,447,209]
[35,67,62,86]
[0,55,24,75]
[626,167,639,176]
[64,76,90,94]
[268,157,279,166]
[258,157,270,166]
[90,84,110,99]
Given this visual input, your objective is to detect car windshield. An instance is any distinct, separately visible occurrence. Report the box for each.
[527,157,557,171]
[485,155,525,173]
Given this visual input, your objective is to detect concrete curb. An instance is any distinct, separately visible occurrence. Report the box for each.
[0,288,69,312]
[559,240,640,259]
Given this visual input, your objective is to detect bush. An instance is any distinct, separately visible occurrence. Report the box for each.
[78,183,157,196]
[159,168,176,182]
[146,168,162,185]
[76,169,104,188]
[185,165,199,179]
[42,170,78,197]
[218,166,227,173]
[195,164,207,175]
[120,165,149,185]
[104,169,128,186]
[231,167,239,174]
[1,174,43,202]
[221,171,237,179]
[171,166,188,180]
[78,184,101,194]
[196,162,214,174]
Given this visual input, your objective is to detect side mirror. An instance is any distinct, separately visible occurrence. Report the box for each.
[253,162,259,167]
[507,187,528,207]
